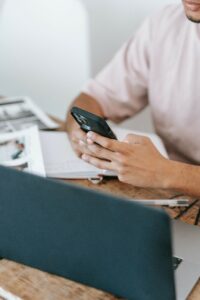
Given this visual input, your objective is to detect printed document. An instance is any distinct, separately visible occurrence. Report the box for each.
[0,97,58,132]
[0,126,45,176]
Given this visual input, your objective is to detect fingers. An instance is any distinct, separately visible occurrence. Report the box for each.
[68,129,87,157]
[82,154,116,171]
[71,129,86,143]
[86,132,126,153]
[84,142,115,161]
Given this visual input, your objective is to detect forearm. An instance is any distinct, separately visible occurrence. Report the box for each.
[65,93,104,133]
[166,160,200,197]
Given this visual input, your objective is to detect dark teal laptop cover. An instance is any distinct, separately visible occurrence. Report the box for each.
[0,166,175,299]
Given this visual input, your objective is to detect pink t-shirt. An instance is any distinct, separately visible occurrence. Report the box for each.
[82,4,200,164]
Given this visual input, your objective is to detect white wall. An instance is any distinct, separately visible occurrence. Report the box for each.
[0,0,4,12]
[0,0,90,118]
[81,0,179,131]
[0,0,179,129]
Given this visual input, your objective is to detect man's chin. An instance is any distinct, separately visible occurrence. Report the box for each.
[186,14,200,23]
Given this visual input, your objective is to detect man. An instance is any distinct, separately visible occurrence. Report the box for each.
[66,1,200,197]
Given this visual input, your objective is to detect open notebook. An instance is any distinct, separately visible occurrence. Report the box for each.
[40,127,168,179]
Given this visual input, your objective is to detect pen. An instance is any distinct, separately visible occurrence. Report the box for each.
[131,199,189,207]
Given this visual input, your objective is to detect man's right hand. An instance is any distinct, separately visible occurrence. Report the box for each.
[66,93,105,158]
[68,125,88,157]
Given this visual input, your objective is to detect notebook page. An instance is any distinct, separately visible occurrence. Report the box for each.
[40,131,101,179]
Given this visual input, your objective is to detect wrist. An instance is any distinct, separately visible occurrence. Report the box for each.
[162,159,191,193]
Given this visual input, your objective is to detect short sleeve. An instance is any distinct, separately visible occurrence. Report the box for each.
[82,17,153,122]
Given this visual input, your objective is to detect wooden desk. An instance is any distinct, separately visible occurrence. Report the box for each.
[0,117,200,299]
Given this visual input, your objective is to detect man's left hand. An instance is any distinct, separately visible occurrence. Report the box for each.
[81,131,173,189]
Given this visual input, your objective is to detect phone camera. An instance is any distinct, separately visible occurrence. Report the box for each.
[80,116,88,125]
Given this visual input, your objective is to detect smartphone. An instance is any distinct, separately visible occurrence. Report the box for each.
[71,107,117,139]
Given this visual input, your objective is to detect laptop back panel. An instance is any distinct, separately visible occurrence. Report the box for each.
[0,166,175,300]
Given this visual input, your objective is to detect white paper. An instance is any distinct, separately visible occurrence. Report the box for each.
[0,97,58,132]
[0,287,22,300]
[40,127,168,179]
[40,131,100,179]
[0,126,46,176]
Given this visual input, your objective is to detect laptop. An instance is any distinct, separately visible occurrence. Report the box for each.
[0,166,199,299]
[172,220,200,299]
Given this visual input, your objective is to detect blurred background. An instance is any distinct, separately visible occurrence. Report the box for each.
[0,0,178,131]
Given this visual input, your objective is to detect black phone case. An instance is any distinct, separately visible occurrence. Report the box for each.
[71,107,117,139]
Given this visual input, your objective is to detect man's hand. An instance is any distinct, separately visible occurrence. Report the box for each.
[68,126,87,157]
[68,126,99,158]
[81,131,173,189]
[65,93,105,157]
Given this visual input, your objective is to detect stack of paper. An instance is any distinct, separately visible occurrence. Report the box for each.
[0,97,58,132]
[0,96,58,176]
[0,126,45,176]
